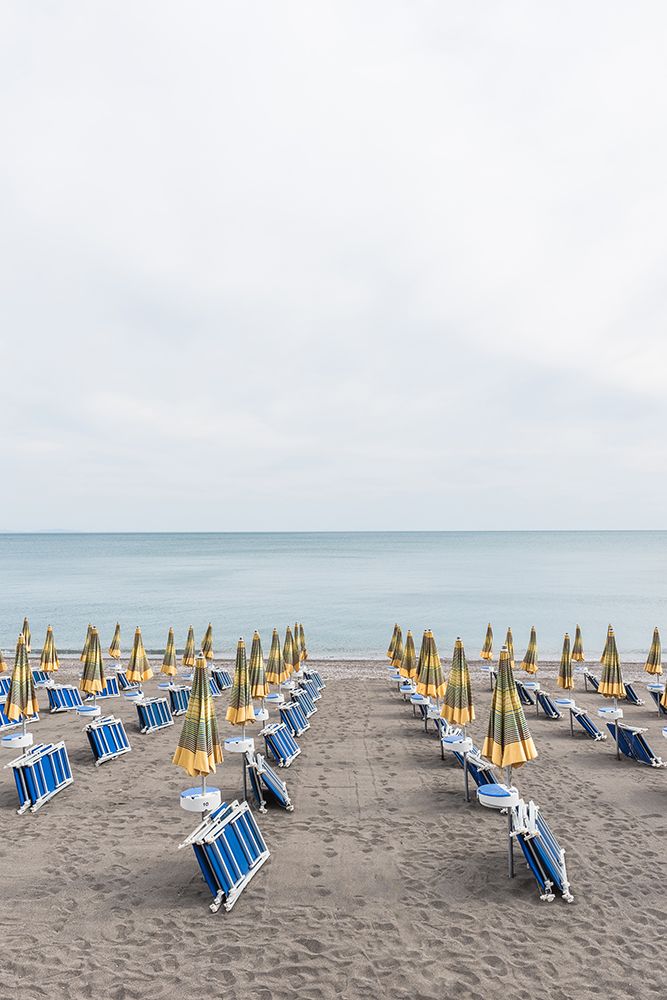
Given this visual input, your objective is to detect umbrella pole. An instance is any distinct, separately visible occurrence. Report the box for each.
[505,765,514,879]
[242,723,247,801]
[614,696,620,760]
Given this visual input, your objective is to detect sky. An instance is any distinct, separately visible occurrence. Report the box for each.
[1,2,666,531]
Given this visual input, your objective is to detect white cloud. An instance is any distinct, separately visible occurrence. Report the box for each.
[1,2,666,529]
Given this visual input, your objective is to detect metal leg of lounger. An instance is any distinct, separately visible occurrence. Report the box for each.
[463,751,470,803]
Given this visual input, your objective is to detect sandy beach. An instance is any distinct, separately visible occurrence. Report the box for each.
[2,660,665,1000]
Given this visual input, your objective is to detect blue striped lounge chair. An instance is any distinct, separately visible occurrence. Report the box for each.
[583,670,600,692]
[136,696,174,734]
[515,681,535,707]
[260,722,301,767]
[569,705,607,741]
[511,797,573,903]
[116,671,141,693]
[85,714,132,765]
[279,701,310,737]
[168,685,191,716]
[46,684,84,713]
[303,667,325,690]
[178,798,270,912]
[245,749,294,813]
[623,684,643,706]
[291,688,317,718]
[0,676,11,698]
[31,670,50,687]
[7,741,73,814]
[647,687,667,716]
[606,722,666,768]
[86,676,120,700]
[211,668,232,691]
[535,692,562,720]
[1,703,39,733]
[208,675,223,698]
[299,678,321,702]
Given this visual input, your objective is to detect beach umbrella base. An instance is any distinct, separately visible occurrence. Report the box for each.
[265,693,285,709]
[555,698,576,735]
[224,736,255,754]
[477,782,520,878]
[122,690,143,701]
[180,786,221,814]
[1,731,34,751]
[76,704,101,719]
[254,707,269,722]
[280,680,296,692]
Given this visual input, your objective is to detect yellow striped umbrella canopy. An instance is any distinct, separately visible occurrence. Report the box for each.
[390,626,404,670]
[482,645,537,769]
[39,625,60,674]
[644,627,662,676]
[161,627,178,677]
[557,633,574,690]
[298,623,308,661]
[661,683,667,712]
[266,629,287,685]
[387,623,399,660]
[173,653,223,777]
[480,623,494,661]
[127,626,153,683]
[79,627,106,696]
[108,623,121,660]
[226,638,255,725]
[4,634,39,721]
[399,630,417,679]
[201,623,214,661]
[416,630,446,700]
[572,624,585,662]
[183,625,196,668]
[599,626,625,698]
[0,647,7,674]
[22,617,31,653]
[505,627,515,668]
[249,631,269,699]
[441,637,475,727]
[283,627,296,679]
[80,624,92,662]
[520,626,538,675]
[290,625,301,676]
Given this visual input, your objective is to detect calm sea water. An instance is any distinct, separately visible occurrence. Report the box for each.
[0,531,665,661]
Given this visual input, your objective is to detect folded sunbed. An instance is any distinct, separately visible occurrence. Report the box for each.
[6,741,73,814]
[606,721,666,767]
[583,670,600,692]
[570,705,607,741]
[116,671,141,693]
[511,798,573,903]
[298,678,321,702]
[85,714,132,765]
[260,722,301,767]
[178,798,270,912]
[452,746,498,788]
[31,670,50,687]
[515,681,535,707]
[623,683,643,706]
[211,668,232,691]
[536,692,562,720]
[291,688,317,718]
[0,677,10,698]
[279,701,310,737]
[136,696,174,734]
[1,703,39,732]
[303,667,325,690]
[245,749,294,813]
[168,684,191,716]
[648,688,667,716]
[86,676,120,700]
[46,684,84,713]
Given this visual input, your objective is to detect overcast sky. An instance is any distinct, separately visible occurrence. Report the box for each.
[1,3,666,531]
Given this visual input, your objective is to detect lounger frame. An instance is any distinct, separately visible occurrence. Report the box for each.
[6,741,73,813]
[85,714,132,765]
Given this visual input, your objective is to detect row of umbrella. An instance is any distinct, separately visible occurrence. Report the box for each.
[2,619,309,681]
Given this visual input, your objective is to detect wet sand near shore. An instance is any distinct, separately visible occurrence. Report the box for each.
[1,661,664,999]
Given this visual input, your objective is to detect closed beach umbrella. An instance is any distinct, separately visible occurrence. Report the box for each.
[599,626,625,698]
[298,623,308,662]
[172,652,223,780]
[183,625,196,668]
[283,627,296,681]
[127,626,153,683]
[108,623,121,662]
[80,624,92,662]
[644,627,662,676]
[226,638,255,726]
[0,647,6,673]
[661,684,667,713]
[505,627,515,668]
[387,623,399,660]
[161,627,178,677]
[572,625,585,662]
[416,630,446,701]
[390,626,404,671]
[480,623,494,661]
[519,626,538,675]
[4,634,39,723]
[249,631,269,700]
[399,631,417,679]
[441,638,475,726]
[201,623,214,661]
[79,626,106,699]
[39,625,60,676]
[482,645,537,770]
[557,633,574,690]
[290,625,301,678]
[266,629,287,686]
[22,617,31,654]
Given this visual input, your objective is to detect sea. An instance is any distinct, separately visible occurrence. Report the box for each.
[0,531,665,661]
